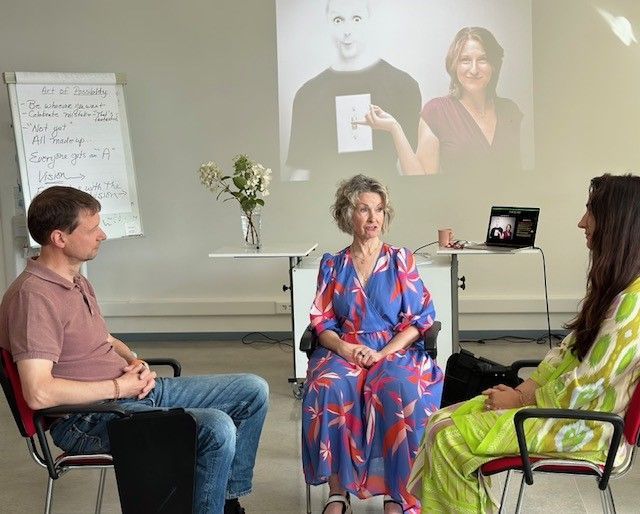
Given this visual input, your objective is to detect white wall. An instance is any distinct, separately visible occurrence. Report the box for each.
[1,0,639,333]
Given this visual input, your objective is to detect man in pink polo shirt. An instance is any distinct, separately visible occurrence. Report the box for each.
[0,186,268,514]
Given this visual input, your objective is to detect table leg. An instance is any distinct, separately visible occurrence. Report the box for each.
[451,254,460,353]
[288,256,305,398]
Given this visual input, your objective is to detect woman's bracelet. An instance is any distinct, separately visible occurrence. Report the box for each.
[515,388,526,407]
[112,378,120,400]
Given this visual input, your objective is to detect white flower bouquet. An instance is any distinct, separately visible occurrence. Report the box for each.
[198,155,271,247]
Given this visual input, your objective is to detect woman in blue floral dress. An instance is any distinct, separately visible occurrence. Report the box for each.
[302,175,443,514]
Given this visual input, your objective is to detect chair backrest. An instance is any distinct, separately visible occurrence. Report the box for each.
[0,348,37,438]
[623,379,640,445]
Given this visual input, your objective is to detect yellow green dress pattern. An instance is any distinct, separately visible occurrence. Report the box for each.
[408,277,640,513]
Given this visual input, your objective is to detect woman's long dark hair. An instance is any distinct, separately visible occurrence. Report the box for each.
[566,173,640,360]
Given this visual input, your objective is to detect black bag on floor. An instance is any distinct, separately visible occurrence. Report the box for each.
[108,408,197,514]
[441,349,525,407]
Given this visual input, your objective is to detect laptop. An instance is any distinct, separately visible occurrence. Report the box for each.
[466,206,540,250]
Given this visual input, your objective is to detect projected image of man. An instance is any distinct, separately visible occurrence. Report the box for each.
[284,0,421,181]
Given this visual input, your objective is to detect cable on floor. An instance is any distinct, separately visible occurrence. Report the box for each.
[241,332,293,351]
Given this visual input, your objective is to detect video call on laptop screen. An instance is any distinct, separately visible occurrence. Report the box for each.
[486,207,540,247]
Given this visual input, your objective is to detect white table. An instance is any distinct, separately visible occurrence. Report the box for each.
[208,243,318,390]
[436,246,541,352]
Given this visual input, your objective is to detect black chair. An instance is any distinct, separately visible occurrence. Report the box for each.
[441,352,542,407]
[298,321,441,514]
[0,348,181,514]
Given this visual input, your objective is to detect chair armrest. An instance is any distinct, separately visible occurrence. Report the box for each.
[38,400,129,418]
[423,321,441,361]
[34,401,129,480]
[299,325,316,356]
[514,408,624,489]
[145,358,181,377]
[511,360,542,375]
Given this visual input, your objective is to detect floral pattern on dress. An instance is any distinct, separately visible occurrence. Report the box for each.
[302,244,443,513]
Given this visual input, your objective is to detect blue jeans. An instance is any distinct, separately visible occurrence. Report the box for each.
[50,374,269,514]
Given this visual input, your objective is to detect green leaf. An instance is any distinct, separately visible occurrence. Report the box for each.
[233,176,247,189]
[234,154,251,172]
[255,199,265,206]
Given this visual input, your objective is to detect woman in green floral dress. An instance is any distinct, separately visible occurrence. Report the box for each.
[408,173,640,513]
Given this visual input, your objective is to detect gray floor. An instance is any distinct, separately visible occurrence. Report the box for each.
[1,338,638,513]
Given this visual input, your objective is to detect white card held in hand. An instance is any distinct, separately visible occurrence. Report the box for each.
[335,94,372,154]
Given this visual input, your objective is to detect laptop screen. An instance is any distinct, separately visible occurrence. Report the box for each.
[485,206,540,247]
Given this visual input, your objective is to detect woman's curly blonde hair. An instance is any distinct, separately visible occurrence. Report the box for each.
[331,174,394,235]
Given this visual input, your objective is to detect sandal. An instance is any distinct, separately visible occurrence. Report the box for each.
[383,495,404,513]
[322,492,352,514]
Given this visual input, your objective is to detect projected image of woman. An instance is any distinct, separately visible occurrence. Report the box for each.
[361,27,523,175]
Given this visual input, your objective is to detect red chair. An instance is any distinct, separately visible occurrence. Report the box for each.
[480,380,640,514]
[0,348,181,514]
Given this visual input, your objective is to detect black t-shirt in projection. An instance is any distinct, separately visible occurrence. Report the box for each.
[285,60,421,182]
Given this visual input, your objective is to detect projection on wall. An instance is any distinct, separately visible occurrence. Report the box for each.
[276,0,534,182]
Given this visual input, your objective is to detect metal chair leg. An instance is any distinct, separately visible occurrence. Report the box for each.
[599,487,610,514]
[599,483,616,514]
[305,483,311,514]
[514,473,526,514]
[497,470,512,513]
[94,468,107,514]
[44,477,54,514]
[607,485,617,514]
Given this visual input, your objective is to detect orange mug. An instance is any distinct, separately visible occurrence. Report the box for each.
[438,228,454,247]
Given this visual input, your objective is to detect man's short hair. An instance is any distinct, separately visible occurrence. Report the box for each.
[27,186,101,245]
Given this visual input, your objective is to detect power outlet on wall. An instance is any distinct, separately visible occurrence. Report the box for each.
[275,302,292,314]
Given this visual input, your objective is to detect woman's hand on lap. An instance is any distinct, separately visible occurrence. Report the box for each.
[482,384,522,410]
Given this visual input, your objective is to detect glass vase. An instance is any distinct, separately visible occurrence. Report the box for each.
[240,208,261,249]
